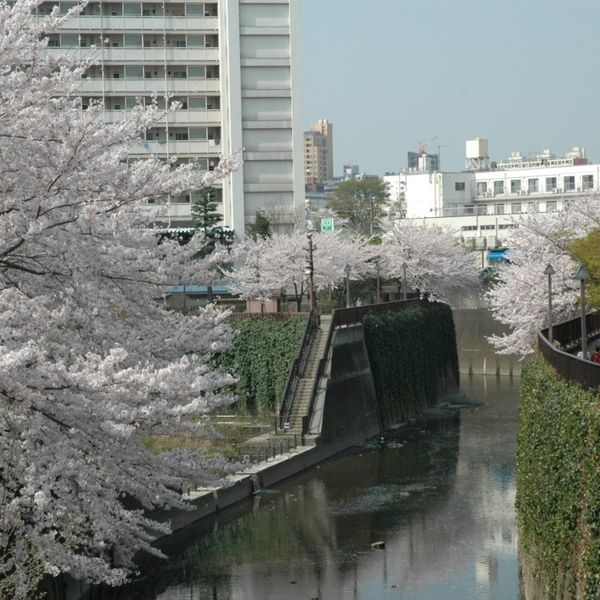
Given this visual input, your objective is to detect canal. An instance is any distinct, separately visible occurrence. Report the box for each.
[97,373,520,600]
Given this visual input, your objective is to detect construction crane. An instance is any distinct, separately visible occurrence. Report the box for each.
[417,137,438,154]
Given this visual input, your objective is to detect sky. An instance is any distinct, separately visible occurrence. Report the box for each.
[301,0,600,177]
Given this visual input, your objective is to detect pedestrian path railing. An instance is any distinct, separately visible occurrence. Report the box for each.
[539,311,600,390]
[277,310,317,432]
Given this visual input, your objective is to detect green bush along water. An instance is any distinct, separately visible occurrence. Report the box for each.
[363,303,459,427]
[215,317,307,416]
[518,356,600,599]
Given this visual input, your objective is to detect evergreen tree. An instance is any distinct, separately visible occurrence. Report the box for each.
[191,186,222,231]
[248,211,272,240]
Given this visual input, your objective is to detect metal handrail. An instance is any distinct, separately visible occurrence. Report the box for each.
[539,311,600,390]
[278,310,316,431]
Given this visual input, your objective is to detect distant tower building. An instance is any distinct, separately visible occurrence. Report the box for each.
[304,118,333,190]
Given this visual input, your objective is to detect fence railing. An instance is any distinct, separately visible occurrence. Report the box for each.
[277,310,317,432]
[539,311,600,390]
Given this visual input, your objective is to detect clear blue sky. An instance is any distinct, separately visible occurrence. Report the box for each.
[301,0,600,176]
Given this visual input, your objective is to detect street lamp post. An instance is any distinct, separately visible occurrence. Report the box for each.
[375,262,381,305]
[574,263,590,359]
[306,232,317,315]
[344,264,352,308]
[544,264,555,344]
[402,262,408,301]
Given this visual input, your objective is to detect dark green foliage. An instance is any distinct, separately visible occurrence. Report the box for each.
[191,187,234,257]
[248,212,272,240]
[363,303,459,428]
[518,356,600,599]
[215,317,306,416]
[192,187,222,231]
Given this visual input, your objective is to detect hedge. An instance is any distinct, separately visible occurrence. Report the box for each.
[518,355,600,599]
[362,303,459,427]
[214,317,307,416]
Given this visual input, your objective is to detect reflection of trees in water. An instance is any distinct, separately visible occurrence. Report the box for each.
[87,414,463,600]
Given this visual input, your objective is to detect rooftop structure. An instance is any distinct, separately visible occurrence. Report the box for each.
[384,139,600,265]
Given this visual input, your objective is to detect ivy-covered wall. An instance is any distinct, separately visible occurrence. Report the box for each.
[518,355,600,600]
[362,303,459,428]
[215,317,307,416]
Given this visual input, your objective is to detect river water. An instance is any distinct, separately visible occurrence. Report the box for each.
[100,374,520,600]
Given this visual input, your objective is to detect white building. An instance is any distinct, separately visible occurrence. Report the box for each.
[42,0,304,232]
[384,139,600,262]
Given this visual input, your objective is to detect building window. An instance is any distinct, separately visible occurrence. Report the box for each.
[583,174,594,190]
[564,176,575,191]
[499,224,518,230]
[461,225,477,231]
[511,202,522,214]
[546,200,557,212]
[477,181,488,195]
[455,182,466,191]
[528,201,539,214]
[493,180,504,195]
[510,179,521,194]
[480,224,496,231]
[528,178,539,193]
[477,205,487,215]
[546,176,557,191]
[494,204,505,215]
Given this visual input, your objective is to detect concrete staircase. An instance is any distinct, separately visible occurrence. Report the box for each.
[281,315,331,437]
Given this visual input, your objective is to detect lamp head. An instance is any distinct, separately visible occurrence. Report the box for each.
[573,264,590,281]
[544,264,555,276]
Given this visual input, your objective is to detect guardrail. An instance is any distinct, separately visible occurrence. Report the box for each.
[277,310,316,432]
[539,311,600,390]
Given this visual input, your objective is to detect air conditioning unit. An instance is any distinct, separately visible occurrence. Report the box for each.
[576,187,582,192]
[552,188,559,194]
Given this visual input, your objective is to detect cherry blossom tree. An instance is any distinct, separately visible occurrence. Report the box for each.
[0,2,240,596]
[486,198,600,356]
[378,221,479,302]
[230,230,372,310]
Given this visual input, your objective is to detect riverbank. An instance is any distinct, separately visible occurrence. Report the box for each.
[92,374,521,600]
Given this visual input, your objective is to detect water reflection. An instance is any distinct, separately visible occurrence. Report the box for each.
[96,375,519,600]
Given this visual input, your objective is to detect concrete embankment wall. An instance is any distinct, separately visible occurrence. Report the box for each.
[453,307,522,376]
[319,325,381,445]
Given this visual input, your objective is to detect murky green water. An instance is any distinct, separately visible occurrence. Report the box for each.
[99,375,520,600]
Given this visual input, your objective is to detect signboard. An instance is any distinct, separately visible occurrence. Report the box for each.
[320,217,334,233]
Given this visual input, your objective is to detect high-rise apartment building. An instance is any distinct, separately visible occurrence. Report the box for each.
[304,118,333,190]
[42,0,304,233]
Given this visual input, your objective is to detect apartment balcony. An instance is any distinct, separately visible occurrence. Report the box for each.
[60,15,218,32]
[143,202,192,221]
[103,109,221,125]
[76,78,221,94]
[129,139,222,155]
[46,46,219,63]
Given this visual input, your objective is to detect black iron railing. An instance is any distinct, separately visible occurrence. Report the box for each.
[278,310,317,432]
[539,311,600,390]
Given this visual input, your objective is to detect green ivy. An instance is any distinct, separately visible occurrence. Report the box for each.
[518,356,600,599]
[214,317,307,416]
[362,303,459,428]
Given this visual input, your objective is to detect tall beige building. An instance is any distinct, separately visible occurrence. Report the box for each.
[42,0,304,233]
[304,118,333,189]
